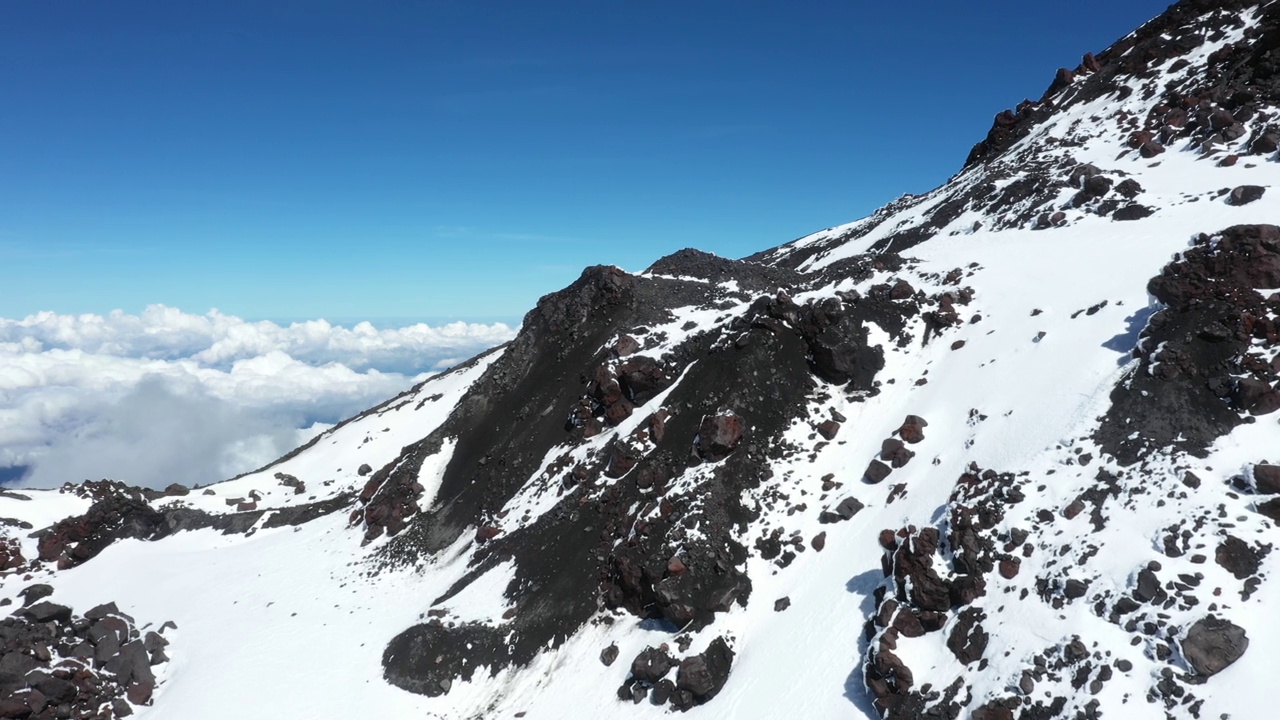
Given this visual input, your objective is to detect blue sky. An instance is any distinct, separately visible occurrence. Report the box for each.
[1,0,1165,324]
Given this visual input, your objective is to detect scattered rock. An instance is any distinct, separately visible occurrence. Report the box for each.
[600,644,619,666]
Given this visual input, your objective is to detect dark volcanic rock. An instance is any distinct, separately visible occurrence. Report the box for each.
[1227,185,1266,206]
[35,482,268,569]
[384,622,507,697]
[1215,535,1263,579]
[673,637,734,707]
[630,647,675,683]
[1254,464,1280,494]
[1097,225,1280,464]
[1112,204,1154,221]
[1182,616,1248,677]
[697,411,744,462]
[863,460,893,485]
[947,607,989,665]
[0,599,169,718]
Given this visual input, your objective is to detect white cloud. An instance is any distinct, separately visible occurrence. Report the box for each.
[0,305,516,490]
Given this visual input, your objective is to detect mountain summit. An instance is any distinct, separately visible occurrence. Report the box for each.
[3,2,1280,719]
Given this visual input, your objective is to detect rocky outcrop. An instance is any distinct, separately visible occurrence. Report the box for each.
[1,597,171,719]
[1098,225,1280,463]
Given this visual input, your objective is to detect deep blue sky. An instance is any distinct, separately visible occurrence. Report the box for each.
[2,1,1165,324]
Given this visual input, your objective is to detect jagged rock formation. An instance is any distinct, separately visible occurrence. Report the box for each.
[1,1,1279,719]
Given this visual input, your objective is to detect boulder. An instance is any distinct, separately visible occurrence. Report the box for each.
[630,647,674,683]
[816,420,841,440]
[862,460,892,485]
[834,497,864,520]
[1254,464,1280,494]
[1113,204,1154,221]
[675,637,734,703]
[880,438,914,468]
[897,415,928,444]
[84,602,120,620]
[1228,185,1266,206]
[600,644,619,667]
[947,607,989,665]
[614,335,640,357]
[17,585,52,608]
[697,412,743,462]
[19,602,71,624]
[1182,616,1248,676]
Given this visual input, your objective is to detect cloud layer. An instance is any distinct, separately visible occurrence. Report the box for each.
[0,306,515,489]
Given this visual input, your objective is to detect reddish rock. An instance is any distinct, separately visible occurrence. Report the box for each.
[811,532,826,552]
[816,420,841,440]
[604,397,634,426]
[697,411,744,461]
[889,280,915,300]
[649,411,669,444]
[474,526,501,543]
[897,415,928,444]
[998,557,1021,579]
[1253,464,1280,494]
[667,556,687,575]
[951,340,966,350]
[614,335,640,357]
[863,460,892,484]
[1220,154,1240,167]
[1046,67,1075,95]
[1139,141,1166,158]
[1081,52,1101,73]
[880,438,914,469]
[1128,130,1155,149]
[1210,108,1236,131]
[126,681,153,705]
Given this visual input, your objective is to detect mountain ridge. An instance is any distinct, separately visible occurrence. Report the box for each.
[2,1,1280,719]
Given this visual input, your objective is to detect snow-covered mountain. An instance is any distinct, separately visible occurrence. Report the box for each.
[3,1,1280,718]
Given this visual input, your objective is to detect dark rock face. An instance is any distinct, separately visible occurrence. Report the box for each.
[1182,616,1248,676]
[1097,225,1280,463]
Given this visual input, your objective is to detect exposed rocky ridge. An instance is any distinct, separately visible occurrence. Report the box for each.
[1098,223,1280,463]
[752,0,1278,271]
